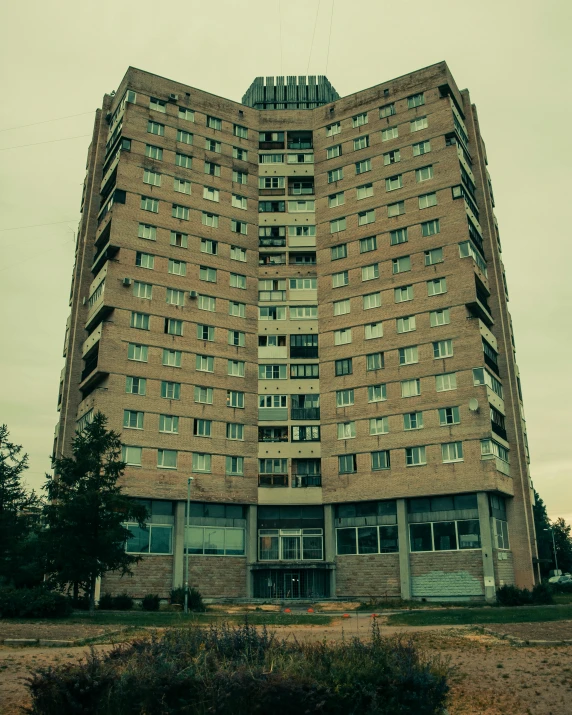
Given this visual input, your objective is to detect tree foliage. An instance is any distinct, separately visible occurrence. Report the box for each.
[42,412,147,611]
[552,517,572,573]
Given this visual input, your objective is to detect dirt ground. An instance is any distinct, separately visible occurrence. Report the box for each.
[1,618,572,715]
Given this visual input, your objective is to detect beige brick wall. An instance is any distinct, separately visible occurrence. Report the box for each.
[335,554,400,599]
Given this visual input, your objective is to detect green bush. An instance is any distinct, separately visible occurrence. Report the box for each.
[98,592,114,610]
[26,622,449,715]
[112,593,133,610]
[531,582,553,605]
[0,585,72,618]
[169,586,206,612]
[141,594,160,611]
[496,583,553,606]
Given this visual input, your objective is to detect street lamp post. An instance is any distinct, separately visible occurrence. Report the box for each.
[544,526,559,574]
[184,477,194,615]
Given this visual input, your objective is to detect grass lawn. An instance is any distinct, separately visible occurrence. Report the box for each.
[32,611,334,627]
[386,604,572,627]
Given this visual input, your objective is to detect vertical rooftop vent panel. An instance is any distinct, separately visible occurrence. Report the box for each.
[242,75,339,110]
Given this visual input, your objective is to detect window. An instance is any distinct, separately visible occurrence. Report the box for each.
[163,349,182,367]
[360,235,377,253]
[202,212,219,227]
[427,277,447,295]
[232,194,247,211]
[159,415,179,434]
[410,116,428,132]
[392,256,411,274]
[366,352,384,371]
[161,381,181,400]
[200,238,218,256]
[330,217,346,234]
[230,245,247,262]
[123,410,143,430]
[413,140,431,156]
[175,153,192,168]
[355,183,373,201]
[226,423,244,440]
[205,139,221,152]
[173,176,192,194]
[149,97,166,112]
[259,364,287,379]
[365,322,383,340]
[192,453,211,472]
[178,107,194,121]
[353,135,369,151]
[233,147,247,160]
[133,281,152,299]
[228,330,245,347]
[204,161,221,177]
[290,363,319,379]
[128,343,148,362]
[289,200,315,212]
[383,149,400,165]
[143,169,161,186]
[126,376,146,395]
[199,266,217,283]
[436,373,457,392]
[172,204,189,220]
[130,312,150,330]
[326,122,341,136]
[396,315,416,333]
[329,191,345,208]
[358,209,375,226]
[473,367,504,398]
[327,144,342,159]
[363,292,381,310]
[193,419,212,437]
[195,386,213,404]
[360,263,378,281]
[228,360,245,377]
[425,248,443,266]
[355,158,371,175]
[339,454,357,474]
[233,123,247,138]
[203,186,219,202]
[399,346,418,365]
[196,354,214,372]
[371,451,390,470]
[381,127,398,141]
[227,391,244,408]
[442,441,463,463]
[406,446,426,466]
[147,121,164,136]
[387,201,405,217]
[433,339,453,359]
[394,285,413,303]
[370,417,388,435]
[401,378,421,398]
[198,294,216,312]
[481,439,510,463]
[336,389,354,407]
[407,93,425,109]
[230,301,247,318]
[138,223,157,241]
[170,231,188,248]
[337,421,356,439]
[166,288,185,306]
[352,112,368,127]
[259,200,285,213]
[379,103,395,118]
[289,277,317,290]
[419,192,437,209]
[386,175,403,191]
[331,243,347,260]
[233,170,248,184]
[122,445,142,466]
[206,115,222,130]
[334,328,352,345]
[177,129,193,144]
[416,165,434,182]
[140,196,159,213]
[368,384,387,402]
[335,358,352,376]
[290,305,317,320]
[230,273,246,290]
[145,144,163,160]
[332,270,349,288]
[187,524,246,556]
[226,456,244,476]
[328,167,343,182]
[168,259,186,276]
[333,299,350,316]
[439,407,460,426]
[291,425,320,442]
[429,308,451,328]
[258,305,284,320]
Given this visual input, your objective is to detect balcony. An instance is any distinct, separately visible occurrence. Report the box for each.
[259,237,286,248]
[259,290,287,301]
[82,323,103,357]
[258,427,288,443]
[91,241,119,275]
[467,294,493,327]
[291,408,320,420]
[290,346,318,359]
[292,475,322,488]
[79,347,108,395]
[491,422,508,441]
[287,132,313,150]
[482,454,511,478]
[85,289,113,332]
[259,474,288,487]
[288,179,314,195]
[258,407,288,421]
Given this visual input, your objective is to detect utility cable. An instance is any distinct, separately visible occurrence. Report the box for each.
[278,0,283,75]
[0,220,78,233]
[325,0,335,76]
[306,0,321,76]
[0,111,95,133]
[0,134,91,152]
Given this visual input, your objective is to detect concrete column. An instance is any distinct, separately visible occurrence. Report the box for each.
[397,499,411,600]
[245,505,257,598]
[172,501,185,590]
[323,504,336,598]
[477,491,496,602]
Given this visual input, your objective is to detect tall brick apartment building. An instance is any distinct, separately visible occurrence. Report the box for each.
[54,62,537,601]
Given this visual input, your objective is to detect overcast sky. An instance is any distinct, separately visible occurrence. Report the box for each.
[0,0,570,522]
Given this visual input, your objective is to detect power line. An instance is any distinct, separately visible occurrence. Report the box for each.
[0,134,91,152]
[0,238,75,273]
[325,0,335,75]
[306,0,321,76]
[278,0,283,75]
[0,111,95,133]
[0,220,77,233]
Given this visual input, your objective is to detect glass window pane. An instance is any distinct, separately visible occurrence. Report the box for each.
[457,520,481,549]
[433,521,457,551]
[186,526,204,554]
[203,527,225,555]
[225,529,245,555]
[150,526,172,554]
[126,525,149,553]
[410,523,432,552]
[378,525,399,553]
[357,526,378,554]
[336,528,357,555]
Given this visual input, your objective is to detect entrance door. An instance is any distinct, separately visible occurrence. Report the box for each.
[283,571,301,599]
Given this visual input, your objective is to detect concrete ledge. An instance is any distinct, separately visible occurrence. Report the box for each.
[38,639,75,647]
[481,627,572,647]
[3,639,38,646]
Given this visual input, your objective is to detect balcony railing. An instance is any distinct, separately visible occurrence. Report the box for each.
[491,422,508,441]
[259,238,286,248]
[291,408,320,420]
[259,290,287,301]
[258,474,288,487]
[287,140,313,150]
[290,346,318,359]
[292,475,322,488]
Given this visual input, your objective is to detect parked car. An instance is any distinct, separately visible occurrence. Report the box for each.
[549,573,572,584]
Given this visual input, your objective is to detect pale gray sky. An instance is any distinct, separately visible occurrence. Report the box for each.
[0,0,570,520]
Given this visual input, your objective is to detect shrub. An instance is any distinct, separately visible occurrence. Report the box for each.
[0,585,72,619]
[531,582,553,605]
[27,622,449,715]
[496,583,554,606]
[112,593,134,610]
[169,586,206,612]
[98,592,114,610]
[141,594,160,611]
